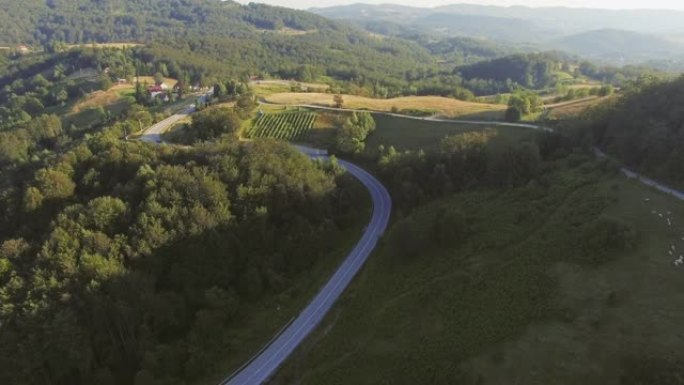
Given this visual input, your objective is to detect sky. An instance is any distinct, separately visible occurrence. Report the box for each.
[234,0,684,11]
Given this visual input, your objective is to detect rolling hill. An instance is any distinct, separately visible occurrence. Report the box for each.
[0,0,436,83]
[312,3,684,64]
[550,29,680,62]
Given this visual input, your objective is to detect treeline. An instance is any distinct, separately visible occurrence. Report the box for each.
[459,53,565,91]
[371,130,566,211]
[578,75,684,187]
[0,128,363,385]
[457,53,659,96]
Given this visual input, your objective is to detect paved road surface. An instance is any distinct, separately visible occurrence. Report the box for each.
[221,147,392,385]
[139,106,194,143]
[138,114,393,384]
[139,92,212,143]
[136,100,684,385]
[594,148,684,201]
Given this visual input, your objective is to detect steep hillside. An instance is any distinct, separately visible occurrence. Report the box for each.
[583,76,684,188]
[0,0,436,83]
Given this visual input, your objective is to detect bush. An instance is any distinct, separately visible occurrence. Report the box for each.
[505,107,522,122]
[387,216,428,259]
[579,216,635,265]
[432,208,469,247]
[190,107,242,141]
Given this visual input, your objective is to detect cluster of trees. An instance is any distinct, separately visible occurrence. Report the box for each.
[505,91,543,122]
[458,53,565,92]
[551,84,614,103]
[189,107,244,142]
[374,130,549,211]
[0,123,363,385]
[213,79,250,101]
[0,50,115,128]
[578,75,684,187]
[0,0,443,95]
[576,61,662,87]
[334,112,377,154]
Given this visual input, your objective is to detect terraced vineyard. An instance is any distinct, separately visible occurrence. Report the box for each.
[246,111,317,141]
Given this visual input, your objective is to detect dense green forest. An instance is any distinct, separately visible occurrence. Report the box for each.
[0,0,438,90]
[1,0,659,102]
[0,112,365,385]
[579,75,684,188]
[1,2,683,385]
[456,52,659,95]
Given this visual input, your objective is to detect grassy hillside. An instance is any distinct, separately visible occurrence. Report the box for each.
[365,114,531,153]
[274,154,684,384]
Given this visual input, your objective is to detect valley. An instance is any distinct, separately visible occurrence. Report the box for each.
[1,1,684,385]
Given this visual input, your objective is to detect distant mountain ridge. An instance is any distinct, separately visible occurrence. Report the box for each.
[311,3,684,64]
[552,29,679,62]
[312,3,684,35]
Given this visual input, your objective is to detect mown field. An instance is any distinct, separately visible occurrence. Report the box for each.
[250,80,330,96]
[245,111,317,141]
[264,93,506,120]
[545,96,613,120]
[365,114,534,154]
[273,156,684,385]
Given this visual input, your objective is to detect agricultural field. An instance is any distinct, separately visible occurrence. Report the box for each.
[264,93,506,120]
[250,80,330,96]
[70,84,134,114]
[544,96,612,120]
[244,111,318,141]
[365,113,535,154]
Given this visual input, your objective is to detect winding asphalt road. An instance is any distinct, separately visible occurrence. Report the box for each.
[139,92,212,143]
[139,114,392,384]
[138,98,684,385]
[222,148,392,385]
[139,105,194,143]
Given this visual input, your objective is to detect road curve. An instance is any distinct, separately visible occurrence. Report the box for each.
[263,101,684,201]
[139,112,393,383]
[222,147,392,385]
[139,106,194,143]
[140,92,212,143]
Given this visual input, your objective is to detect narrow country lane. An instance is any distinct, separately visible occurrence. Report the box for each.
[137,99,684,385]
[138,114,392,385]
[221,149,392,385]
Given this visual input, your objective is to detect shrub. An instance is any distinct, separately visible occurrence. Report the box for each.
[578,216,635,265]
[432,207,469,247]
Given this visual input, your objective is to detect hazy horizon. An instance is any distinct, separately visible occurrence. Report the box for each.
[234,0,684,11]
